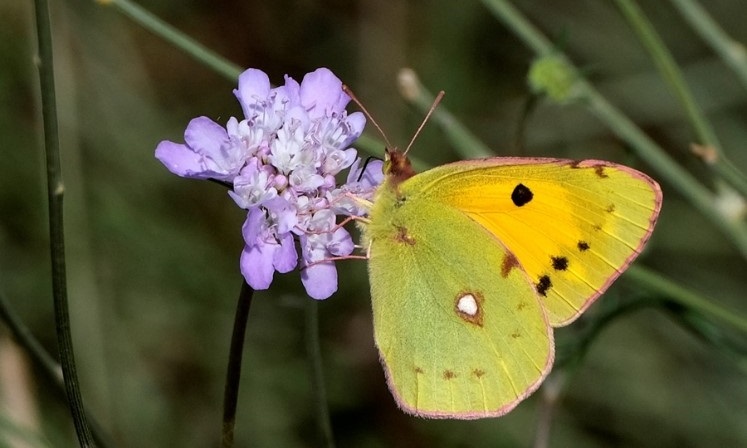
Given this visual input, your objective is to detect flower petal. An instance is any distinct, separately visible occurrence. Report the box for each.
[241,207,266,245]
[301,262,337,300]
[155,141,212,179]
[300,68,349,118]
[240,242,276,290]
[274,232,298,273]
[274,75,301,109]
[346,111,367,137]
[235,69,272,119]
[184,117,230,157]
[328,228,354,256]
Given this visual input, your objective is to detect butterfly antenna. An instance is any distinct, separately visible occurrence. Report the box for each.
[403,90,445,156]
[343,84,393,149]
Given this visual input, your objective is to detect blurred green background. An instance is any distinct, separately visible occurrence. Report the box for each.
[2,0,747,446]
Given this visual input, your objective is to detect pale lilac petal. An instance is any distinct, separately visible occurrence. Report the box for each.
[155,141,214,179]
[235,69,272,118]
[301,262,338,300]
[300,68,349,118]
[240,242,276,290]
[328,228,354,256]
[346,158,362,183]
[274,232,298,273]
[347,111,366,137]
[241,208,266,245]
[274,75,301,108]
[184,117,230,157]
[361,159,385,187]
[347,158,384,187]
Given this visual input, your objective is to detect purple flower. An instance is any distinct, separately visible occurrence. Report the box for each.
[156,68,380,300]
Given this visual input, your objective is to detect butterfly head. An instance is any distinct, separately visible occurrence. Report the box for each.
[341,83,443,187]
[383,147,416,185]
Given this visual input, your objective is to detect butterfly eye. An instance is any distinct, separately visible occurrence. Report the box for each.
[383,158,392,175]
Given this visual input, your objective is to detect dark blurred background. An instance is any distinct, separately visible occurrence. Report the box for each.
[1,0,746,446]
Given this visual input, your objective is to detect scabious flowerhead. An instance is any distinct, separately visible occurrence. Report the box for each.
[156,68,382,299]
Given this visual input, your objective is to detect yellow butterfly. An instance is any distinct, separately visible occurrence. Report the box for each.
[355,94,662,419]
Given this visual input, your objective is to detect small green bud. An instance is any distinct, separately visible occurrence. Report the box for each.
[528,56,577,103]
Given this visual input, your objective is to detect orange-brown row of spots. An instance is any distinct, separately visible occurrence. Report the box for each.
[568,160,608,178]
[444,369,488,380]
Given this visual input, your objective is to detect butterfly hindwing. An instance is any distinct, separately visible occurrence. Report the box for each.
[366,183,553,418]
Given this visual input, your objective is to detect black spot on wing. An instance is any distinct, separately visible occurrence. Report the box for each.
[551,256,568,271]
[536,275,552,296]
[577,241,590,251]
[511,183,533,207]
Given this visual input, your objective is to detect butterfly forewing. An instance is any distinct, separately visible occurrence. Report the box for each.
[412,158,662,326]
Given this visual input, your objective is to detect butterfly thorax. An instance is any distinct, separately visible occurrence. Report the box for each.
[359,148,419,250]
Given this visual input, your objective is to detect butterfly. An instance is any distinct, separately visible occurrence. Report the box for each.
[354,92,663,419]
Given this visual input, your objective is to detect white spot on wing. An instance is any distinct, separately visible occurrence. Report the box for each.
[457,294,478,316]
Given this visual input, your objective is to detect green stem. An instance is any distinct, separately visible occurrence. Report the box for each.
[615,0,747,198]
[669,0,747,92]
[33,0,96,445]
[0,291,114,448]
[480,0,747,259]
[626,265,747,334]
[102,0,242,82]
[616,0,722,152]
[222,281,254,448]
[305,300,335,448]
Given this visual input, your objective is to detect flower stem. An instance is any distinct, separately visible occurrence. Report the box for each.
[479,0,747,259]
[627,265,747,334]
[222,281,254,448]
[100,0,242,82]
[305,300,335,448]
[32,0,96,445]
[0,291,114,448]
[614,0,747,198]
